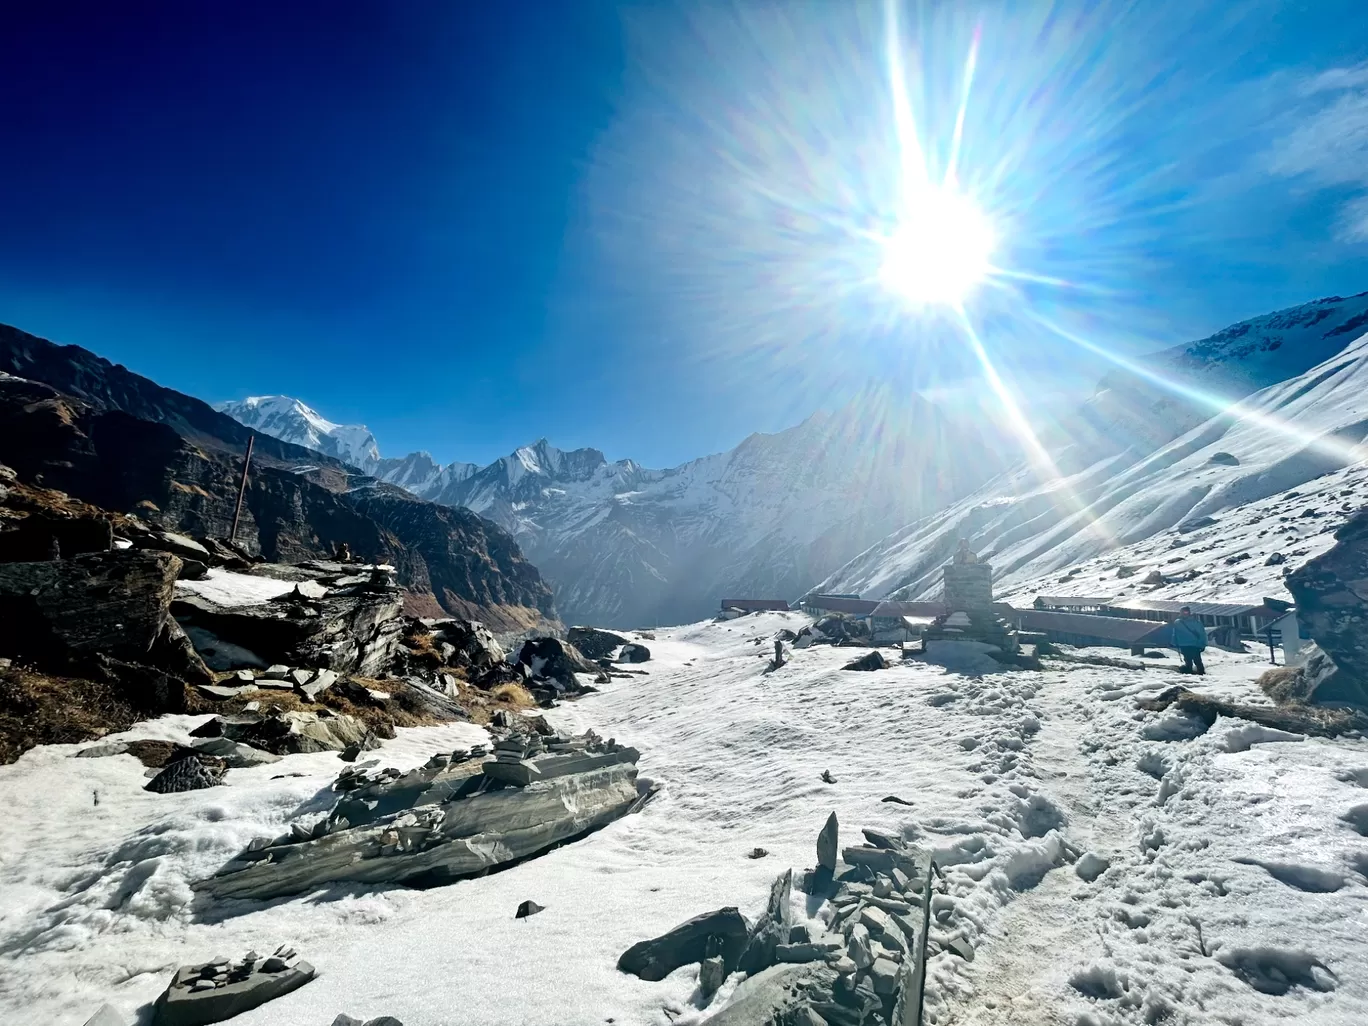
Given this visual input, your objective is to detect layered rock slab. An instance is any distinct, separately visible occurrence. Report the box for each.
[197,732,639,900]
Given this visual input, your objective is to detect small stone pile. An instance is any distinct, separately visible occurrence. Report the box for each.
[150,945,315,1026]
[197,664,341,703]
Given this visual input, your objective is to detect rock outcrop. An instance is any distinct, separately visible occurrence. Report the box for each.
[617,907,752,982]
[0,343,557,630]
[0,550,182,666]
[566,626,628,660]
[626,812,959,1026]
[197,731,640,900]
[174,563,406,675]
[151,946,314,1026]
[1286,511,1368,706]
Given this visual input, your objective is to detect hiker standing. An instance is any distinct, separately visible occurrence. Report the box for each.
[773,636,784,667]
[1171,606,1207,675]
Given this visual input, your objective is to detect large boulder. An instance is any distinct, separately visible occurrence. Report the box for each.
[427,618,505,670]
[1286,512,1368,706]
[843,650,888,671]
[618,642,651,663]
[199,708,374,756]
[567,626,628,660]
[174,567,404,674]
[705,963,838,1026]
[617,907,752,981]
[198,732,640,900]
[0,550,213,691]
[514,637,597,689]
[145,754,229,794]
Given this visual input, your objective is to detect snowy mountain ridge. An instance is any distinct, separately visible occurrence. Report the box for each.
[220,391,1014,627]
[1075,291,1368,460]
[215,395,382,473]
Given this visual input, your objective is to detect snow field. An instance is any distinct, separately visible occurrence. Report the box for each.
[0,614,1365,1025]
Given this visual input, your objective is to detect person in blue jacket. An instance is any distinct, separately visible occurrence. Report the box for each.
[1171,606,1207,675]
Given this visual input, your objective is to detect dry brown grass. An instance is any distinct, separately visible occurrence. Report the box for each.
[0,666,140,764]
[1257,665,1305,704]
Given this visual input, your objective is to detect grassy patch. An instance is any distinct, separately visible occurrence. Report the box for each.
[0,666,141,764]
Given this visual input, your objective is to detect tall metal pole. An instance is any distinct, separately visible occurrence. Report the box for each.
[230,434,254,544]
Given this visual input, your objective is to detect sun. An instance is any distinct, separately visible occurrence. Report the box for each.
[879,183,996,308]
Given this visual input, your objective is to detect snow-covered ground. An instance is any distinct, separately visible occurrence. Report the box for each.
[3,614,1367,1025]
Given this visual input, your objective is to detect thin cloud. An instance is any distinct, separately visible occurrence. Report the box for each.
[1268,62,1368,241]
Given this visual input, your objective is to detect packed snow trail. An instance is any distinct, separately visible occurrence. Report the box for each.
[1,614,1366,1025]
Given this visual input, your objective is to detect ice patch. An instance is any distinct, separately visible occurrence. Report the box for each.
[176,570,296,607]
[1218,722,1306,753]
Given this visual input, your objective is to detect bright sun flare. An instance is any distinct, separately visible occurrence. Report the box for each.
[879,184,996,307]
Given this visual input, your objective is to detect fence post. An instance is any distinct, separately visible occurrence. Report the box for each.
[230,434,254,544]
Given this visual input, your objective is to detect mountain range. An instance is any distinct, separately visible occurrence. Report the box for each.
[221,291,1368,627]
[221,391,1017,627]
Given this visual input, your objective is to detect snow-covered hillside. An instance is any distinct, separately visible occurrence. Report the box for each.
[820,330,1368,605]
[222,396,1014,628]
[1076,292,1368,459]
[216,396,382,473]
[4,615,1366,1025]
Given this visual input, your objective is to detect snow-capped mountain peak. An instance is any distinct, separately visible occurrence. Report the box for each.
[216,395,382,473]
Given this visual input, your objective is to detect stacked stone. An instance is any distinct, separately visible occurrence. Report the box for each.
[151,946,315,1026]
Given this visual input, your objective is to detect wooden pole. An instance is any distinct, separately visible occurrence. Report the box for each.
[230,434,254,544]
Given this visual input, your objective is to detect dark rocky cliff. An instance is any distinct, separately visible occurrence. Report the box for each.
[0,327,556,632]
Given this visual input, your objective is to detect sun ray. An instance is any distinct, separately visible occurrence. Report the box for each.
[1028,311,1368,466]
[945,24,980,189]
[954,310,1115,546]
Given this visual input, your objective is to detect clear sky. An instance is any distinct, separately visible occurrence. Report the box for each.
[2,1,1367,468]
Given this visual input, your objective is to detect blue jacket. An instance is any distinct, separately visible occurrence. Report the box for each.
[1171,615,1207,650]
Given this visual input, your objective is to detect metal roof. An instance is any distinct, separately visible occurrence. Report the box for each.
[1033,596,1113,608]
[720,598,790,611]
[1013,609,1172,644]
[870,600,945,617]
[1105,598,1269,617]
[804,596,879,615]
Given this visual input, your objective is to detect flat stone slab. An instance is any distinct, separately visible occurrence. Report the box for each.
[152,951,314,1026]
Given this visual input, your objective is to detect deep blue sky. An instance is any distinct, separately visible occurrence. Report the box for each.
[2,1,1368,467]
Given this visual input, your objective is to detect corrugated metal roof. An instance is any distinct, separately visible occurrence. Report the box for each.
[1013,609,1172,644]
[1106,598,1267,617]
[1033,596,1113,607]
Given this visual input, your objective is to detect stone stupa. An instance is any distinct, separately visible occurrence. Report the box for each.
[921,539,1018,654]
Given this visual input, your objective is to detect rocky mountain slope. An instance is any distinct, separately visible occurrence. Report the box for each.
[222,392,1016,627]
[819,325,1368,605]
[0,326,557,632]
